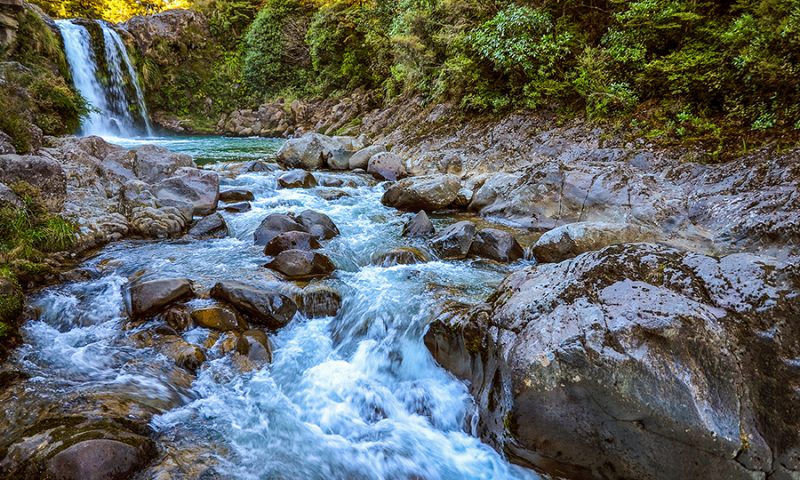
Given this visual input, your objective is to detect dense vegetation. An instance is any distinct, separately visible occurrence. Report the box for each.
[30,0,191,23]
[232,0,800,154]
[0,9,86,153]
[0,182,76,347]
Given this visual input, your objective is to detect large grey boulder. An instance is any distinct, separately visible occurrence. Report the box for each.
[381,174,460,211]
[469,228,523,262]
[0,154,66,212]
[278,169,317,189]
[265,250,336,280]
[295,210,339,240]
[264,231,321,256]
[154,167,220,216]
[367,152,407,181]
[45,438,154,480]
[188,212,228,239]
[127,278,194,318]
[532,221,656,263]
[132,144,194,183]
[276,133,350,171]
[210,281,297,329]
[430,221,476,259]
[425,243,800,480]
[253,213,307,246]
[402,211,435,238]
[349,144,386,170]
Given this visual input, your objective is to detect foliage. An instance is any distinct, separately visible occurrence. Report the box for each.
[30,0,193,22]
[0,10,87,152]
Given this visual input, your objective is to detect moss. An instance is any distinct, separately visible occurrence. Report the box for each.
[0,267,23,341]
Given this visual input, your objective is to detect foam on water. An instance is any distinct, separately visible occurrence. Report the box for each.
[15,138,537,479]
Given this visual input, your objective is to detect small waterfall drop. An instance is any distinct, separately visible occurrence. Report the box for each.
[100,22,153,136]
[55,19,152,138]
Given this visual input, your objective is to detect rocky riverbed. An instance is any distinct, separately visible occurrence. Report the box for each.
[1,117,799,480]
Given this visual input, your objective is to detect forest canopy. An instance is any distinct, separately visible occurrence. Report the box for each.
[31,0,800,152]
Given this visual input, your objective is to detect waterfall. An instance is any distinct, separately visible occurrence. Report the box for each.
[55,19,152,138]
[100,22,153,136]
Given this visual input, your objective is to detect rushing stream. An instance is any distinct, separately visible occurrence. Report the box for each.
[11,137,537,479]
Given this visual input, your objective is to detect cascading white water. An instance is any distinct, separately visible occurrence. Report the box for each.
[100,22,153,136]
[56,20,113,136]
[55,19,152,137]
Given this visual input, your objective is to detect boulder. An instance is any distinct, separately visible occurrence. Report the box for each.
[188,212,228,239]
[425,243,800,480]
[278,170,317,189]
[264,231,321,256]
[45,438,154,480]
[127,278,194,318]
[132,144,194,183]
[129,205,191,239]
[349,145,386,170]
[430,221,476,259]
[295,210,339,240]
[469,228,524,262]
[532,221,656,263]
[210,281,297,329]
[0,182,22,209]
[381,174,460,211]
[223,201,251,213]
[155,167,220,216]
[161,337,206,372]
[402,211,435,237]
[276,133,349,171]
[266,250,336,279]
[190,305,247,332]
[367,152,407,181]
[371,247,430,266]
[239,329,273,363]
[163,305,192,331]
[253,213,307,245]
[294,284,341,318]
[219,189,254,202]
[0,154,66,212]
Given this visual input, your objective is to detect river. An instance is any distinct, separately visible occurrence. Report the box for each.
[10,136,538,479]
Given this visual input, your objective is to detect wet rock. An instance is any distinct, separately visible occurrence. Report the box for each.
[425,243,800,480]
[367,152,407,181]
[278,169,317,189]
[294,283,342,318]
[349,144,386,170]
[264,231,321,256]
[240,329,273,363]
[127,278,194,318]
[253,213,307,246]
[45,438,154,480]
[219,188,254,202]
[161,337,206,372]
[223,201,251,213]
[239,160,276,173]
[469,228,524,262]
[381,174,460,211]
[276,133,349,171]
[154,167,220,216]
[163,305,192,331]
[0,154,66,212]
[402,211,436,237]
[295,210,339,240]
[190,305,247,332]
[129,205,191,239]
[371,247,430,266]
[532,221,655,263]
[210,281,297,329]
[132,144,194,183]
[452,187,474,208]
[430,221,476,259]
[318,189,350,201]
[266,250,336,280]
[188,212,228,239]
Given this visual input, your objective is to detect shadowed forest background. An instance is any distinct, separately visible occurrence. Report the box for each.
[10,0,800,157]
